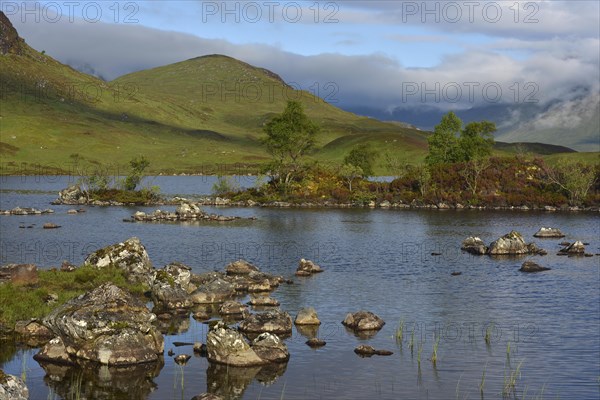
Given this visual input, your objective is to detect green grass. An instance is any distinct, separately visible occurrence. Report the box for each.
[0,266,146,327]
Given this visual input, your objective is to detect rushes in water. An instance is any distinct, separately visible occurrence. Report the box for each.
[479,362,487,394]
[417,341,423,367]
[503,360,523,396]
[409,324,416,353]
[431,334,440,365]
[395,319,405,344]
[484,323,494,345]
[506,341,511,358]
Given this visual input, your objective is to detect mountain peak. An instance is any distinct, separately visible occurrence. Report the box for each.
[0,12,24,55]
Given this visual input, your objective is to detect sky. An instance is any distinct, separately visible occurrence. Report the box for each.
[3,0,600,117]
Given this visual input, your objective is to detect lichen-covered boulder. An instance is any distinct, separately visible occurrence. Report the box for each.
[0,369,29,400]
[460,237,488,255]
[218,301,248,316]
[251,333,289,363]
[238,310,293,335]
[84,237,154,284]
[206,322,266,366]
[190,277,236,304]
[488,231,542,255]
[42,283,163,365]
[56,185,86,205]
[150,264,193,311]
[225,260,259,276]
[533,227,565,238]
[342,311,385,331]
[294,307,321,325]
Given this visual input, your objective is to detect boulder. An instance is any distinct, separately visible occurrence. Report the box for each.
[559,241,585,255]
[251,333,289,363]
[238,310,293,335]
[150,267,193,311]
[0,263,38,285]
[488,231,543,255]
[218,301,248,316]
[247,296,280,307]
[354,345,393,357]
[294,307,321,325]
[33,336,73,365]
[60,261,77,272]
[42,283,164,365]
[533,227,565,238]
[56,185,86,205]
[295,259,323,276]
[305,338,326,348]
[206,322,266,366]
[519,261,551,273]
[190,277,236,304]
[342,311,385,331]
[460,237,488,255]
[225,260,259,276]
[84,237,154,284]
[0,370,29,400]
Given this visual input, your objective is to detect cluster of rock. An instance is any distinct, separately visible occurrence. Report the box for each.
[461,231,547,256]
[0,207,54,215]
[128,202,250,223]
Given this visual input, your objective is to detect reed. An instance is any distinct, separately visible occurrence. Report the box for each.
[431,334,440,365]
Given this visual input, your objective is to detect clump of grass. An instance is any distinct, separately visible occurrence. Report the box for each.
[395,320,405,344]
[0,266,147,327]
[431,334,440,366]
[503,360,523,396]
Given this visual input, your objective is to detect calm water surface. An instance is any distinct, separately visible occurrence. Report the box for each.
[1,176,599,399]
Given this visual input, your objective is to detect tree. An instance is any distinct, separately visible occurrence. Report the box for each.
[124,155,150,191]
[426,111,462,165]
[426,111,496,165]
[460,158,491,196]
[460,121,495,161]
[543,159,597,205]
[261,101,319,188]
[344,144,377,176]
[338,163,363,192]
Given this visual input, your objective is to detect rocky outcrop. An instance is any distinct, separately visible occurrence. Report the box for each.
[533,227,565,238]
[354,345,393,357]
[251,333,289,363]
[41,283,164,366]
[0,264,38,285]
[342,311,385,331]
[55,185,87,205]
[559,241,585,255]
[238,310,293,335]
[488,231,544,255]
[461,237,488,255]
[84,237,154,284]
[130,202,247,223]
[206,322,266,367]
[294,307,321,325]
[295,259,323,276]
[0,369,29,400]
[519,261,551,272]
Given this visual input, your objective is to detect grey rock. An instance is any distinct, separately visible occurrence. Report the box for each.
[342,311,385,331]
[294,307,321,325]
[84,237,154,284]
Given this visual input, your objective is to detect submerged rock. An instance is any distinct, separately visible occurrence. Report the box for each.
[533,227,565,238]
[84,237,154,284]
[342,311,385,332]
[519,261,551,273]
[42,283,164,366]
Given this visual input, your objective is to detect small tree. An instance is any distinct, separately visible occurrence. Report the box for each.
[344,144,376,176]
[124,156,150,191]
[383,152,407,178]
[426,111,462,165]
[543,159,597,205]
[212,175,240,196]
[339,163,363,192]
[460,121,495,161]
[261,101,319,189]
[460,158,491,196]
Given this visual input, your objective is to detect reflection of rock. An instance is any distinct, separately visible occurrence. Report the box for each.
[0,263,38,285]
[251,333,289,363]
[38,357,163,400]
[206,361,287,400]
[42,283,164,365]
[295,259,323,276]
[519,261,551,273]
[84,237,154,284]
[533,227,565,238]
[294,307,321,325]
[239,310,293,335]
[342,311,385,332]
[461,237,488,255]
[153,314,191,335]
[295,324,319,339]
[0,369,29,400]
[343,326,381,340]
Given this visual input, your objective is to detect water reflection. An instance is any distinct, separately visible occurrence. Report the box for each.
[39,358,164,400]
[206,361,287,399]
